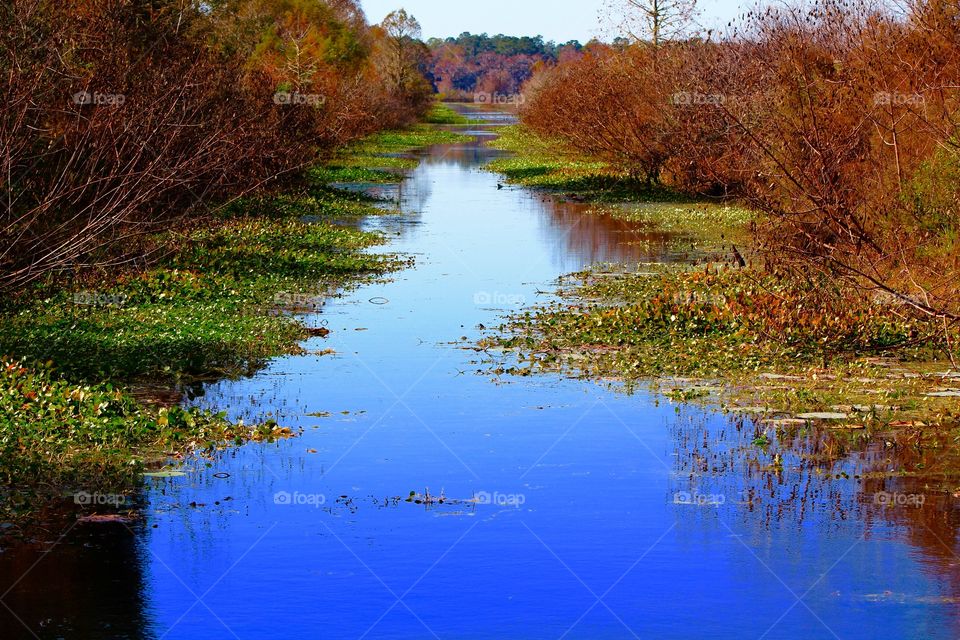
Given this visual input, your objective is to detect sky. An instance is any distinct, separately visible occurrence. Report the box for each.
[358,0,752,43]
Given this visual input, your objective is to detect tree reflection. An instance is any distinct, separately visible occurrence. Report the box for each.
[0,521,151,639]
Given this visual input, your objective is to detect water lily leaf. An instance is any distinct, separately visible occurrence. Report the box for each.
[143,470,187,478]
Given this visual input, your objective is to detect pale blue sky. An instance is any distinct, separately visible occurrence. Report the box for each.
[359,0,751,43]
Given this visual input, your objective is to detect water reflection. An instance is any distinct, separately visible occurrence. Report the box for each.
[0,523,150,639]
[538,198,691,266]
[666,403,960,636]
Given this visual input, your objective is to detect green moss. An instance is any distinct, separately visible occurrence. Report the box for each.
[487,125,736,205]
[308,164,407,184]
[486,125,644,199]
[606,202,752,241]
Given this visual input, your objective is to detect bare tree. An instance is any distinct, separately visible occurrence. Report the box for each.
[606,0,700,47]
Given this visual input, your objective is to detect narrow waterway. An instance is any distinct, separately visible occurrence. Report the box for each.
[2,110,960,639]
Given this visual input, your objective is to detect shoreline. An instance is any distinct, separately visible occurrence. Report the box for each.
[0,111,471,525]
[480,124,960,490]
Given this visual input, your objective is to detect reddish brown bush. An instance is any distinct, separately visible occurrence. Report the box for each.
[0,0,430,293]
[520,0,960,326]
[521,44,682,184]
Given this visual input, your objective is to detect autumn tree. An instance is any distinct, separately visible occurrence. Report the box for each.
[377,9,430,101]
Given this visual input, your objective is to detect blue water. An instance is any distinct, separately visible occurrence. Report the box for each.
[2,111,959,639]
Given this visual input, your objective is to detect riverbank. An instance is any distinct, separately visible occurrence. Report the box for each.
[482,125,959,434]
[0,118,469,520]
[487,125,753,257]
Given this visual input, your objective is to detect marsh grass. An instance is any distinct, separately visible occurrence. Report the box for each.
[0,204,405,383]
[483,264,959,427]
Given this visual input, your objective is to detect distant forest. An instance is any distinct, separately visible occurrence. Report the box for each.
[424,33,587,99]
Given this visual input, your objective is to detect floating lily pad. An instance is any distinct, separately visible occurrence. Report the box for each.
[737,406,776,414]
[143,470,187,478]
[852,404,891,412]
[760,418,809,427]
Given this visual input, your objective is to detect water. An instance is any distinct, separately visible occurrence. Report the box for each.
[3,110,960,639]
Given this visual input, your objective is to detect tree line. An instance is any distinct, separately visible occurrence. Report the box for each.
[425,33,584,99]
